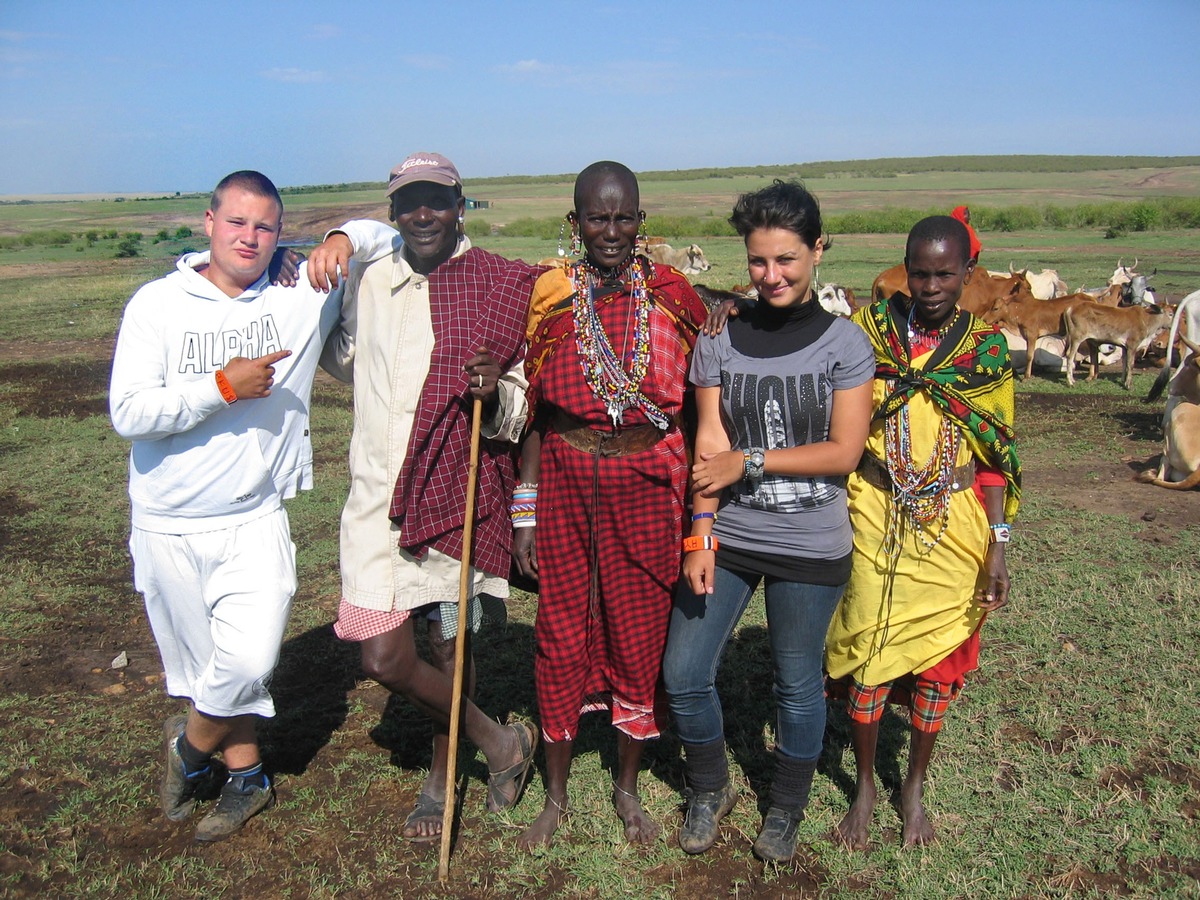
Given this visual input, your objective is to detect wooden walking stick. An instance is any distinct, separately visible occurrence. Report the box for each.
[439,390,484,881]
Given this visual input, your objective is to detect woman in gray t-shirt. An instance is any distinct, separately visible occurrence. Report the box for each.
[662,181,874,862]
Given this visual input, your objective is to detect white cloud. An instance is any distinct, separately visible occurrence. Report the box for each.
[496,59,559,77]
[0,46,43,65]
[261,68,328,84]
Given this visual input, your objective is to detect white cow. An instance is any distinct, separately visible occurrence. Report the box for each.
[1109,258,1139,287]
[1138,332,1200,490]
[647,243,711,275]
[816,283,855,316]
[1010,264,1068,299]
[1147,289,1200,415]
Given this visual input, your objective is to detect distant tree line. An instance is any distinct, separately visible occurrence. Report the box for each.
[496,197,1200,241]
[272,155,1200,194]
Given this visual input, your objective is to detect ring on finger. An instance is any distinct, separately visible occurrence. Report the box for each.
[476,374,484,388]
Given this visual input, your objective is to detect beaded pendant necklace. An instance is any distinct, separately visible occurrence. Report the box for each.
[882,302,962,554]
[883,409,960,555]
[571,256,669,429]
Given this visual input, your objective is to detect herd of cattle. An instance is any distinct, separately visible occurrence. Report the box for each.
[636,242,1199,491]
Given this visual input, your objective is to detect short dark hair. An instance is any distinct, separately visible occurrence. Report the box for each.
[728,180,822,249]
[210,170,283,215]
[573,161,639,211]
[906,215,971,266]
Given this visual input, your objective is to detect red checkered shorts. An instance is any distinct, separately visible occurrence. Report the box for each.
[845,676,957,734]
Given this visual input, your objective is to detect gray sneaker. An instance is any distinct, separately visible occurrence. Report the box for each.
[159,715,219,821]
[194,775,275,842]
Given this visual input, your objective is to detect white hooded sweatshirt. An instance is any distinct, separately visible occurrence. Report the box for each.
[109,252,342,534]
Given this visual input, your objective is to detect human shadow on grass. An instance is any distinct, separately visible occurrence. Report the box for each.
[651,622,910,819]
[258,621,361,776]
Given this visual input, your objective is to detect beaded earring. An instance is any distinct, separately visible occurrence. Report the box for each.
[636,215,649,257]
[557,215,582,258]
[556,216,569,257]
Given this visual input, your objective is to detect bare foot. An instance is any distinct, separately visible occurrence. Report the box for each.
[900,783,936,847]
[834,781,876,851]
[517,798,566,850]
[612,786,660,844]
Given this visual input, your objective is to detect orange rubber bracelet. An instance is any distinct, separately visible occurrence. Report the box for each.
[215,369,238,404]
[682,535,718,553]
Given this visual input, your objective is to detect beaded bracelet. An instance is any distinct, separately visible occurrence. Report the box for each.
[682,535,719,553]
[215,370,238,404]
[691,512,716,523]
[989,523,1012,544]
[511,483,537,528]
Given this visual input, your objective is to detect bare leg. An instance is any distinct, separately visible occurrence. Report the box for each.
[518,739,572,850]
[186,709,259,770]
[900,727,938,847]
[612,731,659,843]
[360,620,526,838]
[835,717,879,851]
[402,620,479,838]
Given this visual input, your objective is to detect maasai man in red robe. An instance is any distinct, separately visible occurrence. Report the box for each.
[512,161,708,849]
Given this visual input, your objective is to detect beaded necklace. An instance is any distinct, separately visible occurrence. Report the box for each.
[571,256,669,429]
[883,408,960,555]
[882,302,962,554]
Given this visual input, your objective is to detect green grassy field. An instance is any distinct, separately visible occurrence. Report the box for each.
[1,157,1197,898]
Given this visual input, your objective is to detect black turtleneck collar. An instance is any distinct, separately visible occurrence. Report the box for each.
[728,294,837,358]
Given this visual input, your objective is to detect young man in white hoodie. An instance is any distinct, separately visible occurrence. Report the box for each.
[109,171,361,841]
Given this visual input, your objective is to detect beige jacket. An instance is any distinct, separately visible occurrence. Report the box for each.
[321,223,528,612]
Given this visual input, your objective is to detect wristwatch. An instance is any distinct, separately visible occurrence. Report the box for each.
[743,448,765,485]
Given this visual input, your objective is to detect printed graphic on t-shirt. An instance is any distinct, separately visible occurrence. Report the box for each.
[721,370,840,512]
[178,314,283,373]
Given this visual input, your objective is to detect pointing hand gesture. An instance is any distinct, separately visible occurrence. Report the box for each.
[222,350,293,400]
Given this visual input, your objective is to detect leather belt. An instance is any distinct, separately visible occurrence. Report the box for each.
[857,453,975,493]
[550,410,669,457]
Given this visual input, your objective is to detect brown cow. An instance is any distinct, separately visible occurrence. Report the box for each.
[1137,333,1200,490]
[1062,303,1173,389]
[988,293,1097,379]
[871,264,1035,318]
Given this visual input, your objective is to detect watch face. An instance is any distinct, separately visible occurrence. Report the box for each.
[751,451,765,466]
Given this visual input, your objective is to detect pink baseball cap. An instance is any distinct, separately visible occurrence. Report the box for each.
[386,152,462,196]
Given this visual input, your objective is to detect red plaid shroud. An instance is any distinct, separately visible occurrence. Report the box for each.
[388,249,542,578]
[525,262,707,741]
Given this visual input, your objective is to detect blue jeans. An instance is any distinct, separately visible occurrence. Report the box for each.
[662,565,844,760]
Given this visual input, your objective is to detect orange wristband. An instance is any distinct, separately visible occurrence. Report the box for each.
[682,535,718,553]
[215,369,238,404]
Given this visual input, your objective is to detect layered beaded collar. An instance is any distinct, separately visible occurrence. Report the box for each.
[569,255,669,429]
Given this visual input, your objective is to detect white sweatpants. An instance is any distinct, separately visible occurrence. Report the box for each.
[131,508,296,718]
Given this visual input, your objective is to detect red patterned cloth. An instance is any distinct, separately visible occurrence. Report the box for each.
[388,249,542,578]
[844,676,957,734]
[333,599,412,642]
[525,261,707,742]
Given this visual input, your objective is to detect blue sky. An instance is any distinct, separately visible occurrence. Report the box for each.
[2,1,1198,195]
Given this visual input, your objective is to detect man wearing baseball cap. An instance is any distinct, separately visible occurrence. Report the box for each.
[311,153,542,841]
